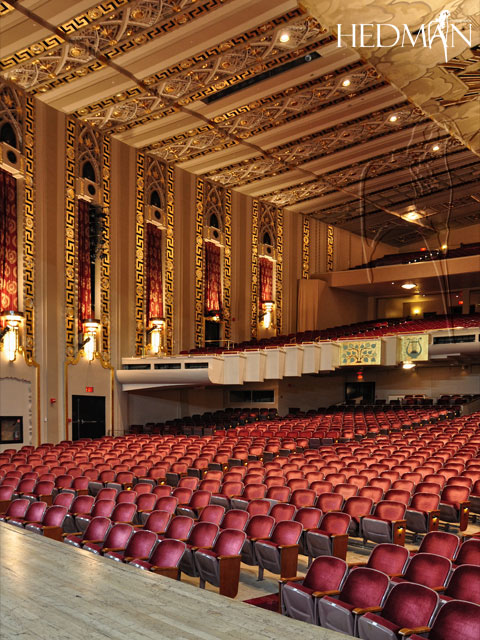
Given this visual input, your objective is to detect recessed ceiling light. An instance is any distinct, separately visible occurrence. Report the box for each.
[432,144,440,151]
[389,115,398,122]
[405,211,421,220]
[279,31,290,43]
[401,283,417,290]
[342,78,351,87]
[403,362,416,369]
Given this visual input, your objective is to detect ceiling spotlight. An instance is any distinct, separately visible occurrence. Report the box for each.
[432,144,440,151]
[279,31,290,43]
[389,114,398,122]
[342,78,351,87]
[405,211,421,221]
[403,362,416,370]
[401,283,417,290]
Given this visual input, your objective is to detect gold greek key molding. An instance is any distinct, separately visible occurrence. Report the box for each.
[276,207,283,335]
[302,216,310,280]
[223,188,232,341]
[326,224,334,272]
[65,118,77,358]
[135,152,145,355]
[165,165,175,354]
[250,199,259,340]
[23,96,36,361]
[194,178,204,348]
[100,134,111,362]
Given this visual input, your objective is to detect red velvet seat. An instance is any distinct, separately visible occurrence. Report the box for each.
[6,500,47,528]
[412,531,460,560]
[219,509,249,531]
[305,511,351,562]
[241,514,275,567]
[439,564,480,605]
[406,492,441,535]
[439,485,471,531]
[357,582,439,640]
[195,528,247,598]
[454,537,480,567]
[158,515,194,541]
[104,529,157,563]
[409,600,480,640]
[281,555,348,624]
[317,567,390,637]
[255,520,303,580]
[361,500,406,546]
[392,551,451,590]
[178,521,219,577]
[24,505,67,540]
[129,538,186,576]
[197,504,225,526]
[83,522,133,555]
[349,543,409,578]
[63,516,111,548]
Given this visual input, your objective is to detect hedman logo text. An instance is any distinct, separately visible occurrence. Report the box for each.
[337,10,472,63]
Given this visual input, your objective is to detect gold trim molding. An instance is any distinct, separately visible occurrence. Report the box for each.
[302,216,310,280]
[135,152,145,355]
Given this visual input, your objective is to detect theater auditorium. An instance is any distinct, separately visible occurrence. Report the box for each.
[0,0,479,638]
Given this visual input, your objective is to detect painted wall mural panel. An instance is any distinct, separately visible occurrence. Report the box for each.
[398,334,429,362]
[341,339,382,365]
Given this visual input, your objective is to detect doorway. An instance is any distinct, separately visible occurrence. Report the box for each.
[72,395,106,440]
[345,382,376,405]
[205,319,221,348]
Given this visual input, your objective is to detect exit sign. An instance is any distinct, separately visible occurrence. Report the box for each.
[86,386,94,393]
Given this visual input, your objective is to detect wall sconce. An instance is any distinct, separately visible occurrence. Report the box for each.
[149,317,166,355]
[0,310,23,362]
[402,361,416,370]
[260,300,275,329]
[79,319,100,361]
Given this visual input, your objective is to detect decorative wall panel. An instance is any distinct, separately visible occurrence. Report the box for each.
[165,165,174,354]
[250,199,259,340]
[135,153,145,355]
[340,340,382,366]
[64,118,77,358]
[194,178,204,347]
[326,224,334,272]
[398,335,429,363]
[302,216,310,280]
[23,96,36,362]
[100,134,111,361]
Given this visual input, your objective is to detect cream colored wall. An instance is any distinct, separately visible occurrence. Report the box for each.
[309,218,395,274]
[400,223,480,253]
[297,279,369,331]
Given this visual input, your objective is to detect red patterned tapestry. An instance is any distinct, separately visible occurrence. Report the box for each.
[146,224,163,322]
[0,168,18,313]
[78,198,92,325]
[205,241,222,314]
[259,257,273,303]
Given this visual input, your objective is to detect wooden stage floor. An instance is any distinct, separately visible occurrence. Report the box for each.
[0,523,350,640]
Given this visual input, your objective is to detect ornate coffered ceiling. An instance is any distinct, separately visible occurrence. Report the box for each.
[1,0,479,246]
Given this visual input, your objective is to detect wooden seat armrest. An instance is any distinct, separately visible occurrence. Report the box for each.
[250,536,270,542]
[83,539,103,544]
[62,532,82,538]
[398,626,431,637]
[192,545,213,551]
[133,524,145,529]
[125,556,149,562]
[278,544,299,550]
[279,576,304,584]
[432,586,446,592]
[348,562,367,568]
[330,533,347,539]
[389,573,405,578]
[218,554,241,560]
[102,547,124,553]
[353,606,383,615]
[392,519,407,526]
[312,589,340,598]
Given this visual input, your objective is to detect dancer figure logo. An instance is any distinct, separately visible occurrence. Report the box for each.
[337,10,472,62]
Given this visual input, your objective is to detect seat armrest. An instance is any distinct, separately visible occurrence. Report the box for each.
[312,589,340,598]
[432,586,446,592]
[398,626,430,637]
[353,606,383,615]
[277,544,299,550]
[348,561,367,568]
[279,576,304,584]
[62,531,81,538]
[102,547,124,553]
[218,554,242,560]
[250,536,270,542]
[125,556,149,562]
[389,573,405,578]
[83,539,103,544]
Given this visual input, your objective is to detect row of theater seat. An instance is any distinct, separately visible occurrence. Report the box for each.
[2,496,478,637]
[185,313,480,353]
[281,556,480,639]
